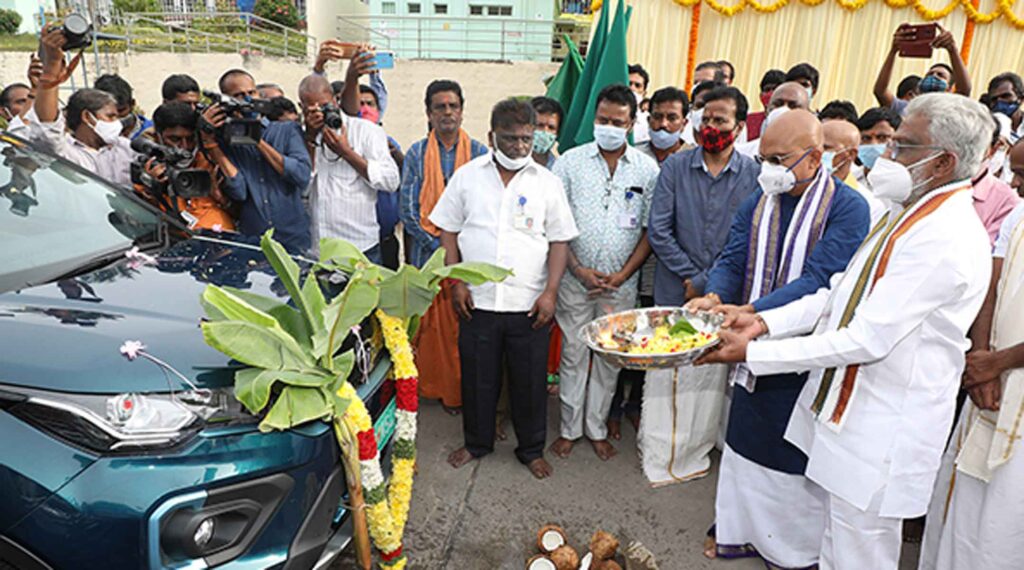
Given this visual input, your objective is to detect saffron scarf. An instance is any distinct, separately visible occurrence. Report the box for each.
[810,184,970,432]
[730,168,836,392]
[419,129,472,237]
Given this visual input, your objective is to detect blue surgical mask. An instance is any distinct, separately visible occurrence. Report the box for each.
[821,150,836,172]
[992,100,1021,118]
[648,128,681,150]
[919,75,949,93]
[858,143,886,170]
[593,124,628,151]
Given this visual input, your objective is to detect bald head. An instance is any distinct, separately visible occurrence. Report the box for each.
[823,119,861,180]
[759,109,823,195]
[299,74,332,98]
[762,109,822,152]
[768,82,810,113]
[1010,139,1024,195]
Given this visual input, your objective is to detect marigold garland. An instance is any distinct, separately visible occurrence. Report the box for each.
[336,310,420,569]
[591,0,1024,27]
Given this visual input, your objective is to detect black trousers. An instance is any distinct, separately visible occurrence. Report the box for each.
[459,309,549,464]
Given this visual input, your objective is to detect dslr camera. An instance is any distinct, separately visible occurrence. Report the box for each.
[321,103,343,130]
[130,138,212,201]
[199,90,276,146]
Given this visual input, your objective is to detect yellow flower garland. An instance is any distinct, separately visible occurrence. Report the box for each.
[591,0,1024,28]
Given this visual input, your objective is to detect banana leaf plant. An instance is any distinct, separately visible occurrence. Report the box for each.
[199,231,511,567]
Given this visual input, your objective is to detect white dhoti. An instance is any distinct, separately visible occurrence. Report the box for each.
[920,212,1024,570]
[715,445,827,569]
[919,406,1024,570]
[820,490,902,570]
[637,363,727,485]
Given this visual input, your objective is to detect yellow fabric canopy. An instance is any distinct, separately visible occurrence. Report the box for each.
[601,0,1024,113]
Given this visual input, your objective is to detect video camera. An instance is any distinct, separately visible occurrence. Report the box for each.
[129,138,212,201]
[199,90,275,146]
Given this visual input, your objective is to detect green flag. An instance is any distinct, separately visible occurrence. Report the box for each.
[572,0,631,147]
[558,2,610,152]
[545,34,584,123]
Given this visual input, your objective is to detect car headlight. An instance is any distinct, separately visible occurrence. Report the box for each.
[0,384,255,453]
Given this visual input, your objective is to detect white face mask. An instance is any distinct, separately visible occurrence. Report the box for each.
[493,146,531,171]
[89,112,123,146]
[593,124,628,151]
[758,162,797,195]
[988,149,1008,176]
[866,154,941,202]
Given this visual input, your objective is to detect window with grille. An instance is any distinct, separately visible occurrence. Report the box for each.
[408,2,421,12]
[382,1,396,14]
[434,3,447,13]
[469,4,483,15]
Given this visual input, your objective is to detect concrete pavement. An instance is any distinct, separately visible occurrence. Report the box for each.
[335,397,921,569]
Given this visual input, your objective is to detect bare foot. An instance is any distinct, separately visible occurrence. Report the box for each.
[442,405,462,416]
[703,534,717,559]
[607,418,622,441]
[590,439,618,461]
[447,447,475,469]
[495,419,508,441]
[527,457,553,479]
[549,437,576,459]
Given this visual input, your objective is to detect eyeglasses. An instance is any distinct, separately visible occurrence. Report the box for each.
[885,141,944,161]
[756,147,811,166]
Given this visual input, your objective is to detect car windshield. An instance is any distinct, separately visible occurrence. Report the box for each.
[0,135,167,293]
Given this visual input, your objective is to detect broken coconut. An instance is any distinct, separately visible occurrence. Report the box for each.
[550,545,581,570]
[536,524,568,554]
[527,555,557,570]
[590,530,620,561]
[580,552,593,570]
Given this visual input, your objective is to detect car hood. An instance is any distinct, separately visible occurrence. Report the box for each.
[0,235,300,394]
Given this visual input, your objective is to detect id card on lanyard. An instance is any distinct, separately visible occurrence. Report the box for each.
[513,194,534,230]
[617,187,642,229]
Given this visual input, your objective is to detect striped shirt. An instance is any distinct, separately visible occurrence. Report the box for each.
[399,133,488,267]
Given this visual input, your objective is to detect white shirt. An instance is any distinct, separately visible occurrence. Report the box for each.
[747,182,991,518]
[429,154,579,312]
[994,201,1024,258]
[310,114,399,252]
[24,107,136,188]
[633,110,650,144]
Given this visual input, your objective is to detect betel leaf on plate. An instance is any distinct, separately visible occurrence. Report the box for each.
[669,317,697,338]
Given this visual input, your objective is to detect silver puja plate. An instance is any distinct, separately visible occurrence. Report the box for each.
[580,307,723,370]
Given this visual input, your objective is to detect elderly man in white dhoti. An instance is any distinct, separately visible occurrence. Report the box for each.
[918,142,1024,570]
[700,93,995,569]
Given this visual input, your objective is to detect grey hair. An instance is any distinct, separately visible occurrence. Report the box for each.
[66,88,116,131]
[905,93,994,180]
[297,75,332,99]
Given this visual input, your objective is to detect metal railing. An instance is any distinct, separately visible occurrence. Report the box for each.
[117,11,316,59]
[336,14,558,62]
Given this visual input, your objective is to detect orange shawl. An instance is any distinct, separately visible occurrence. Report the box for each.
[419,129,473,237]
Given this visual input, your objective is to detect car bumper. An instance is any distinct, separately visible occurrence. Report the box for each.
[1,359,395,570]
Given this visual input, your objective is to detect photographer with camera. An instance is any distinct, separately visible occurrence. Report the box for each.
[26,23,136,187]
[132,101,236,231]
[212,69,312,253]
[298,74,399,263]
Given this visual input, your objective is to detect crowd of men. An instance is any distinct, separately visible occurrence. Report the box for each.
[7,21,1024,570]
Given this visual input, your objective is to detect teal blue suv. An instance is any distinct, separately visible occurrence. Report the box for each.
[0,135,396,569]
